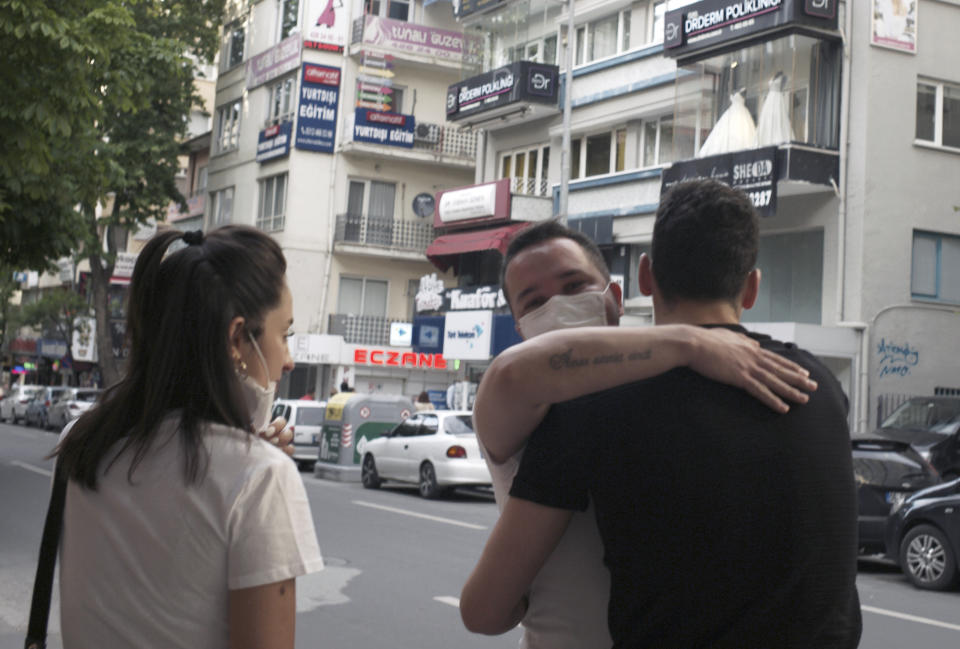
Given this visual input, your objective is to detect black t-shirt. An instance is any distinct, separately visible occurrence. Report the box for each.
[511,325,862,649]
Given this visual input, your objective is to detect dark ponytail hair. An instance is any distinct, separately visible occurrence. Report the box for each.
[56,225,287,489]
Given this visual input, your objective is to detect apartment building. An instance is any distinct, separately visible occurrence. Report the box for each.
[418,0,960,431]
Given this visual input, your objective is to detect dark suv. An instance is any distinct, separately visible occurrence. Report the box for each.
[853,396,960,554]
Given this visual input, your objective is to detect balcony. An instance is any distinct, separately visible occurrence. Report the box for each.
[350,15,481,70]
[341,114,477,167]
[328,313,404,346]
[505,176,549,197]
[334,213,435,259]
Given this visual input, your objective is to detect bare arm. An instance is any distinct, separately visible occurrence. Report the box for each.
[229,579,296,649]
[460,498,574,635]
[474,324,816,464]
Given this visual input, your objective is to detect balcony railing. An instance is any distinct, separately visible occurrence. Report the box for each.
[412,122,477,159]
[334,213,435,252]
[506,176,550,197]
[329,313,403,346]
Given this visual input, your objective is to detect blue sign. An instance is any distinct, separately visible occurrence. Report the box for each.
[256,121,292,162]
[353,107,415,149]
[295,63,340,153]
[491,314,522,356]
[412,316,444,354]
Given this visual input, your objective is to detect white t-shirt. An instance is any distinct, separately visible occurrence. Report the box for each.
[480,440,612,649]
[59,416,324,649]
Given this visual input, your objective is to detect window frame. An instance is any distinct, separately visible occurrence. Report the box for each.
[365,0,410,22]
[257,173,288,232]
[222,20,246,71]
[337,276,390,316]
[267,75,297,126]
[498,144,551,196]
[574,8,632,66]
[915,79,960,153]
[911,230,960,305]
[570,127,627,179]
[278,0,300,41]
[215,99,242,153]
[639,115,676,168]
[210,187,235,227]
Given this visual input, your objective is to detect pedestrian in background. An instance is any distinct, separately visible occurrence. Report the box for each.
[53,226,324,649]
[415,390,435,412]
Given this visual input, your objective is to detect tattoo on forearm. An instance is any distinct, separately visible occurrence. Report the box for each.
[548,348,653,371]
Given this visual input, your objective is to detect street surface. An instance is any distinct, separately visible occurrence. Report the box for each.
[2,421,960,649]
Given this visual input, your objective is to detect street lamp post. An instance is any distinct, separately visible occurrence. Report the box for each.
[557,0,575,224]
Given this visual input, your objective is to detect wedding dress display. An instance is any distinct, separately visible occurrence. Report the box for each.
[756,72,794,146]
[697,90,757,157]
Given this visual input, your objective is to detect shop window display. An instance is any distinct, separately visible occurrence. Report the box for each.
[672,35,841,158]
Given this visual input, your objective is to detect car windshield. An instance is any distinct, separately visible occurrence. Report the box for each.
[75,391,100,402]
[881,399,960,433]
[444,415,475,435]
[296,408,325,425]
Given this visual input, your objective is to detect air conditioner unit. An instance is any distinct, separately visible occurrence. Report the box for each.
[415,123,440,144]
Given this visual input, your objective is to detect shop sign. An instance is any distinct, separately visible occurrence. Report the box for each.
[664,0,838,59]
[443,310,493,361]
[412,316,444,353]
[353,108,415,148]
[352,346,449,370]
[113,252,138,279]
[435,178,511,228]
[110,319,129,360]
[38,338,68,359]
[256,121,293,162]
[446,285,507,311]
[72,317,97,363]
[295,64,340,154]
[389,322,412,347]
[290,333,343,364]
[305,0,348,52]
[661,147,779,217]
[354,15,480,63]
[57,258,74,283]
[10,337,37,354]
[415,273,446,312]
[246,35,301,90]
[455,0,506,19]
[446,61,559,121]
[870,0,916,54]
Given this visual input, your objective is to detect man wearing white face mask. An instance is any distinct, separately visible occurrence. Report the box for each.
[465,221,818,649]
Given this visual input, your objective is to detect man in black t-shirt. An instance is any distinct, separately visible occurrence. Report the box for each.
[461,180,861,648]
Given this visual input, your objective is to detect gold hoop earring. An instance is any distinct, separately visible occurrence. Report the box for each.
[234,357,248,378]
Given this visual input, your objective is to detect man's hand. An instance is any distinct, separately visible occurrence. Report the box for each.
[258,417,295,457]
[689,327,817,414]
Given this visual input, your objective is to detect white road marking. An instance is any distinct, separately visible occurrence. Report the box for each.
[10,460,52,478]
[434,596,460,608]
[862,605,960,632]
[352,500,487,530]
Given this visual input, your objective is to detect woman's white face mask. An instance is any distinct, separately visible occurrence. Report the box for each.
[238,330,276,433]
[517,284,611,340]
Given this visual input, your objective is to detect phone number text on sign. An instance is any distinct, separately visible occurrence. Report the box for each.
[747,189,772,208]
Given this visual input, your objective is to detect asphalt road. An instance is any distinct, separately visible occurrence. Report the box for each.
[2,421,959,649]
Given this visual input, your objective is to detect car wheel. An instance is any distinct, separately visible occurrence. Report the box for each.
[900,524,958,591]
[418,462,444,499]
[361,454,382,489]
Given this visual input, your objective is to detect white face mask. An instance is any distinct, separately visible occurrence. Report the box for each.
[517,284,611,340]
[239,331,276,433]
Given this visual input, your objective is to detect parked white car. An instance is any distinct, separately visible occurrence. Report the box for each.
[360,410,491,499]
[271,399,327,470]
[48,388,101,430]
[0,385,42,424]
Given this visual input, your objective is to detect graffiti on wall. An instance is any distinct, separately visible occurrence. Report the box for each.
[876,338,920,378]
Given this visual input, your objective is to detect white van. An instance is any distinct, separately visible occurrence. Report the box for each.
[271,399,327,470]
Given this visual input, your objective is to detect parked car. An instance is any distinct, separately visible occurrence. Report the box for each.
[884,477,960,591]
[853,433,941,554]
[270,399,327,470]
[0,384,42,424]
[871,397,960,479]
[24,386,69,430]
[48,388,102,430]
[360,410,491,499]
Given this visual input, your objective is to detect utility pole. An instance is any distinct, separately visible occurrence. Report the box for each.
[557,0,575,224]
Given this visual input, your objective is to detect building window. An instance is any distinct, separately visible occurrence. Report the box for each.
[257,173,287,232]
[575,10,630,65]
[215,100,241,153]
[268,76,297,125]
[916,80,960,150]
[571,129,627,179]
[338,277,388,316]
[641,115,676,167]
[912,231,960,304]
[222,21,245,70]
[194,166,208,197]
[279,0,299,40]
[650,0,700,44]
[211,187,235,226]
[499,144,550,196]
[365,0,409,22]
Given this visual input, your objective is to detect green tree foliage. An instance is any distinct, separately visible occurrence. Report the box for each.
[1,0,225,385]
[19,286,90,350]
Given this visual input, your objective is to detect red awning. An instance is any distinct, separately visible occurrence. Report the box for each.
[426,223,530,271]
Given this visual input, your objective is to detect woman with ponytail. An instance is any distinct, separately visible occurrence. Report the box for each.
[54,226,323,649]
